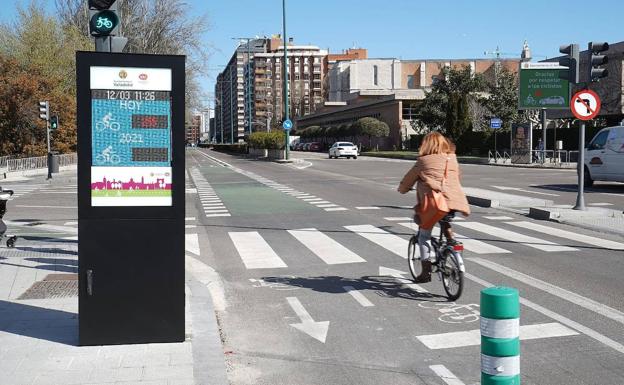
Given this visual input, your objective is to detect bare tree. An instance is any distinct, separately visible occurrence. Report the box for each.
[56,0,212,109]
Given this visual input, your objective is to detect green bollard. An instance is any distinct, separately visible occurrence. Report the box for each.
[481,287,520,385]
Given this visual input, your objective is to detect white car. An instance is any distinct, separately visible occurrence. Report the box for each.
[584,126,624,186]
[329,142,358,159]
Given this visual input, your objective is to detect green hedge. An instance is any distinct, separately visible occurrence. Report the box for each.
[211,143,248,154]
[248,131,286,149]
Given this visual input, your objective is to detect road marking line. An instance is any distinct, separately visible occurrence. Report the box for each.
[202,203,225,207]
[343,286,374,307]
[587,202,613,206]
[465,272,624,355]
[185,225,196,229]
[316,204,338,208]
[384,217,413,221]
[64,221,78,226]
[417,322,578,350]
[303,198,322,201]
[185,217,196,221]
[396,223,511,255]
[185,233,200,256]
[483,216,513,220]
[204,209,229,214]
[296,195,315,198]
[345,225,407,258]
[325,208,348,211]
[312,201,331,205]
[229,232,287,269]
[355,206,380,210]
[506,221,624,250]
[15,205,77,209]
[454,222,577,252]
[469,257,624,325]
[288,228,366,264]
[429,365,467,385]
[205,213,231,217]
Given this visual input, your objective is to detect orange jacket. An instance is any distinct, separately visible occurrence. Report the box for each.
[398,153,470,216]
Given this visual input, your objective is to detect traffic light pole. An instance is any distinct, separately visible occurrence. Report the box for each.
[573,122,586,210]
[46,119,52,180]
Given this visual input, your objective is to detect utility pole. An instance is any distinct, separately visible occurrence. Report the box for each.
[282,0,290,160]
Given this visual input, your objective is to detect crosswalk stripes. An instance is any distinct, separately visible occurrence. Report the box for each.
[454,222,577,252]
[344,224,407,258]
[287,228,366,264]
[229,232,287,269]
[223,220,622,273]
[189,168,231,218]
[0,184,42,199]
[506,221,624,250]
[396,222,512,255]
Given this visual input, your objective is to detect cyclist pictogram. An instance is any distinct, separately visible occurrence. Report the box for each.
[95,145,121,165]
[96,113,121,132]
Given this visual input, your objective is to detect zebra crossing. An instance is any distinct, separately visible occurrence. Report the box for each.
[223,218,624,270]
[189,168,231,218]
[0,183,44,199]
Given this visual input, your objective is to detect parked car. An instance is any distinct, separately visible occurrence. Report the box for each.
[302,143,311,151]
[296,142,305,151]
[584,125,624,186]
[328,142,358,159]
[308,142,322,152]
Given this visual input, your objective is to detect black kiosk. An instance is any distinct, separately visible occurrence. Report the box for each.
[76,52,185,345]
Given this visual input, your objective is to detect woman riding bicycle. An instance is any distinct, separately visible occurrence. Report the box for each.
[397,132,470,283]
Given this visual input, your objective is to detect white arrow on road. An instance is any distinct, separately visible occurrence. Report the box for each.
[491,185,559,197]
[286,297,329,343]
[379,266,428,293]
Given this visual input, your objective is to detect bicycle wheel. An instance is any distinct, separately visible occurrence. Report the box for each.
[441,250,464,301]
[110,154,121,164]
[407,235,422,281]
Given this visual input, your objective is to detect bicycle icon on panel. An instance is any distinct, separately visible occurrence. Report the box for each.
[96,17,113,30]
[95,146,121,165]
[95,113,121,132]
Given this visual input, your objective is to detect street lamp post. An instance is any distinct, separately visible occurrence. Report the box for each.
[282,0,289,160]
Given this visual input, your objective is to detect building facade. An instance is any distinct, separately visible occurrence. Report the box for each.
[300,57,522,149]
[253,44,328,132]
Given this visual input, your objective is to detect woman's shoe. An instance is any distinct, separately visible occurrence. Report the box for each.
[413,260,432,283]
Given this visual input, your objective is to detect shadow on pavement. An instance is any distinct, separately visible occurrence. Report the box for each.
[0,260,78,273]
[19,247,78,256]
[0,300,78,345]
[260,275,449,302]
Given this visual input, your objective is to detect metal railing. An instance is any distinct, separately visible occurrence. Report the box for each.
[488,150,511,164]
[530,150,578,166]
[2,153,77,172]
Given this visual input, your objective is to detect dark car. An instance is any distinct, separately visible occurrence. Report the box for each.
[295,142,305,151]
[308,142,322,152]
[302,143,311,151]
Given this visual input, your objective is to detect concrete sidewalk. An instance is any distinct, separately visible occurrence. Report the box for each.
[0,237,228,385]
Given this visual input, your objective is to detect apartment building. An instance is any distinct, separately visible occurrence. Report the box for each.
[253,44,328,131]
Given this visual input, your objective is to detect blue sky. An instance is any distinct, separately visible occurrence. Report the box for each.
[3,0,624,106]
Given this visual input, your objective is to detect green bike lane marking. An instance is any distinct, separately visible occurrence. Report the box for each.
[193,165,314,216]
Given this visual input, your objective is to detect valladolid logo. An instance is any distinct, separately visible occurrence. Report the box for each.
[113,69,133,87]
[139,73,148,81]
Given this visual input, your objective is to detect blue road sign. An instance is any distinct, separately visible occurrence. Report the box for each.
[282,119,293,130]
[490,117,502,129]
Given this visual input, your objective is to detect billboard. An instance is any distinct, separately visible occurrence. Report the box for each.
[90,67,172,206]
[519,62,570,110]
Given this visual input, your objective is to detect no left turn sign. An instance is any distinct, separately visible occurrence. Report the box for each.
[571,89,601,120]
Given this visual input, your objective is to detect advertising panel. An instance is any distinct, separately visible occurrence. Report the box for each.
[90,67,172,206]
[519,62,570,110]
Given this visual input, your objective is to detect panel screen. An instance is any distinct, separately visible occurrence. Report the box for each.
[90,67,173,206]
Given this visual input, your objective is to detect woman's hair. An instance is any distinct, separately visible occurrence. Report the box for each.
[419,131,450,156]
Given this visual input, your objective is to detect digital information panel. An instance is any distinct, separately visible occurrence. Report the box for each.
[90,67,172,206]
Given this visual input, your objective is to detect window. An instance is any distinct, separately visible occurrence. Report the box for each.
[589,130,609,150]
[373,65,378,86]
[295,73,300,80]
[407,75,416,89]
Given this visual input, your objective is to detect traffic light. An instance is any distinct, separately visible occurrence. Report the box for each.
[50,115,59,130]
[588,42,609,82]
[88,0,120,37]
[38,101,49,121]
[558,44,579,84]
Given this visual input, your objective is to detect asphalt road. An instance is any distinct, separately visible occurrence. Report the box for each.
[185,149,624,385]
[2,150,623,385]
